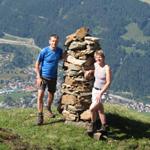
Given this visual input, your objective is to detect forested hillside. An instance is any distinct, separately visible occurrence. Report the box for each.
[0,0,150,103]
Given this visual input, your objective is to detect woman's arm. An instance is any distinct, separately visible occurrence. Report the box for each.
[84,69,94,80]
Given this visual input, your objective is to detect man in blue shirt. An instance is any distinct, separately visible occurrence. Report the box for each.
[35,34,63,125]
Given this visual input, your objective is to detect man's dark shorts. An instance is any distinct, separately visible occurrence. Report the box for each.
[38,77,57,93]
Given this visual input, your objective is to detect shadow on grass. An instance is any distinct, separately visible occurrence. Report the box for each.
[106,113,150,140]
[37,118,65,126]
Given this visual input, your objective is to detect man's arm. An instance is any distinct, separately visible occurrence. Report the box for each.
[35,61,42,86]
[61,51,67,61]
[35,61,41,78]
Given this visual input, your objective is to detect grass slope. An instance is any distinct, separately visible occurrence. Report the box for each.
[0,104,150,150]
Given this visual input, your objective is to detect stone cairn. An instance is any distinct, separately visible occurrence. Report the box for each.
[59,27,101,122]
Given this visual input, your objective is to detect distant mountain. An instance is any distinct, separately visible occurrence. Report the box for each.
[0,0,150,103]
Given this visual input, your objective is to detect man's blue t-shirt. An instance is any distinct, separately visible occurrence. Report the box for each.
[37,46,63,79]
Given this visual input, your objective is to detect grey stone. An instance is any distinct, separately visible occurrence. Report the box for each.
[68,41,86,50]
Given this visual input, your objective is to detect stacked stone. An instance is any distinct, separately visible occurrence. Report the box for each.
[60,27,101,122]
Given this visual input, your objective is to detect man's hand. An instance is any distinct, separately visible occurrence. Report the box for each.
[36,77,42,87]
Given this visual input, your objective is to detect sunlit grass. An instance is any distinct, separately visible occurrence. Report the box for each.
[0,105,150,149]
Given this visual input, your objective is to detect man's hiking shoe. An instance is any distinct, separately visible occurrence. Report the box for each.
[37,112,43,125]
[46,106,55,118]
[87,121,97,133]
[49,113,55,118]
[46,111,55,118]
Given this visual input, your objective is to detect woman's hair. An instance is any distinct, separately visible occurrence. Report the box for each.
[94,49,105,59]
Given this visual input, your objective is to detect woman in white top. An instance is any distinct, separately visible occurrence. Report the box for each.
[85,50,112,133]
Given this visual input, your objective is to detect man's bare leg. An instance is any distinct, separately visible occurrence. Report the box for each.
[37,90,44,112]
[37,90,44,125]
[46,91,55,118]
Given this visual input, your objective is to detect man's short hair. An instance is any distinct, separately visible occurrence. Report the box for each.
[50,34,59,40]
